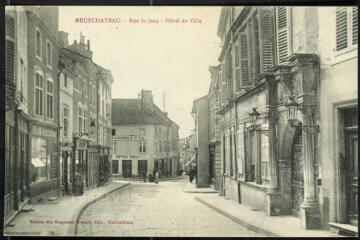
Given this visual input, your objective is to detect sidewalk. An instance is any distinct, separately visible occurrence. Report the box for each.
[183,182,218,193]
[195,193,342,237]
[4,181,130,236]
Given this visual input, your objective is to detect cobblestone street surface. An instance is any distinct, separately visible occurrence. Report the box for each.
[76,177,261,237]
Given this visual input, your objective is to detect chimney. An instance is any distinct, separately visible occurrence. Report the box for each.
[87,39,90,51]
[141,90,153,110]
[58,31,69,47]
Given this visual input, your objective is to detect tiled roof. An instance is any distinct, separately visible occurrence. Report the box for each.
[112,99,171,125]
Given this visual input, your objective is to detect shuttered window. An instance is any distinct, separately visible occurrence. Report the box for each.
[221,62,227,105]
[352,7,358,45]
[258,8,275,72]
[336,7,348,51]
[234,43,241,92]
[226,52,233,98]
[237,128,244,175]
[46,79,54,119]
[239,32,249,87]
[5,15,15,85]
[336,7,358,52]
[247,21,255,83]
[276,7,291,64]
[251,15,261,78]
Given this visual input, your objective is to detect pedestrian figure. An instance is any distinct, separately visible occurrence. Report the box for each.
[189,169,194,183]
[143,170,146,182]
[154,171,159,184]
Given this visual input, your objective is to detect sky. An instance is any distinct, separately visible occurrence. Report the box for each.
[59,7,221,138]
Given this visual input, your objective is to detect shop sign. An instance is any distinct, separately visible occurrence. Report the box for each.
[112,154,146,159]
[112,135,145,141]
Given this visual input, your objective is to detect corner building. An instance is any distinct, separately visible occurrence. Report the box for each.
[216,6,358,232]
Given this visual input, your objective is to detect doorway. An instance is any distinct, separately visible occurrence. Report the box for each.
[122,160,132,178]
[138,160,147,176]
[291,127,304,217]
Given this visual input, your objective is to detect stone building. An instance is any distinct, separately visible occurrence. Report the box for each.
[191,96,210,187]
[215,6,357,233]
[4,6,32,224]
[58,32,114,194]
[26,6,61,203]
[208,65,223,190]
[111,90,180,179]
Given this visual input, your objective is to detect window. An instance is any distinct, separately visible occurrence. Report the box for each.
[261,133,269,180]
[226,51,233,98]
[139,141,146,153]
[112,160,119,174]
[30,136,55,182]
[221,62,227,104]
[78,106,83,133]
[112,129,116,136]
[83,110,87,133]
[335,7,358,52]
[63,105,69,137]
[237,128,244,175]
[46,79,53,119]
[35,72,44,116]
[276,7,292,64]
[35,29,42,59]
[64,73,67,88]
[46,40,52,68]
[239,32,249,87]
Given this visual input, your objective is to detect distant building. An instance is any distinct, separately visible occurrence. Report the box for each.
[191,96,210,187]
[111,90,180,179]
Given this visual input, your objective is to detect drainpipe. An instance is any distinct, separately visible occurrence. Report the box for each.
[57,61,63,198]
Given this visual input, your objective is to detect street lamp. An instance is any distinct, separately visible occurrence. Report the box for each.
[248,107,269,136]
[284,96,319,135]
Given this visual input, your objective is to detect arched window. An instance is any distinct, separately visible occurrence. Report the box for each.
[46,40,52,68]
[35,28,42,59]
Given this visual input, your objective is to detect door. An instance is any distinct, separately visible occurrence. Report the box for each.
[138,160,147,176]
[122,160,132,178]
[345,130,358,225]
[63,151,69,194]
[291,128,304,216]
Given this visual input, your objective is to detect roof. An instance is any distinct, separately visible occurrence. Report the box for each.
[112,98,176,126]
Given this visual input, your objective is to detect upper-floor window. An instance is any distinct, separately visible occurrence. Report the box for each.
[275,7,292,64]
[78,106,83,133]
[64,73,67,88]
[112,129,116,136]
[46,40,52,68]
[336,7,358,52]
[35,29,42,59]
[35,71,44,116]
[46,78,54,119]
[83,110,87,133]
[63,104,69,137]
[139,141,146,153]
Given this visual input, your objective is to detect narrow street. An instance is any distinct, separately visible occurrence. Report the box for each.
[76,177,261,237]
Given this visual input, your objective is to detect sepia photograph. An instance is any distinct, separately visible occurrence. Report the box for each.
[3,5,358,237]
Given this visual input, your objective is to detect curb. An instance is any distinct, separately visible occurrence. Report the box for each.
[68,182,131,236]
[195,197,278,237]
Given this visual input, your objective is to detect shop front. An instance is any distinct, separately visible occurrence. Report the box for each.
[30,124,60,202]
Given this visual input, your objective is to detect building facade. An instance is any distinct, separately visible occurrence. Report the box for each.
[191,96,210,187]
[111,90,180,179]
[215,6,357,232]
[5,6,32,223]
[26,6,61,203]
[58,32,114,194]
[208,66,223,190]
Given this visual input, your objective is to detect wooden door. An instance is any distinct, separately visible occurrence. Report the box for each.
[122,160,132,178]
[345,130,358,225]
[291,128,304,216]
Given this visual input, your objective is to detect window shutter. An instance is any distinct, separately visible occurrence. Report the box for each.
[221,63,226,105]
[226,52,233,98]
[5,15,15,85]
[252,15,261,78]
[247,21,255,83]
[352,7,358,45]
[276,7,290,64]
[239,32,249,87]
[234,44,241,92]
[258,8,275,72]
[336,7,348,51]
